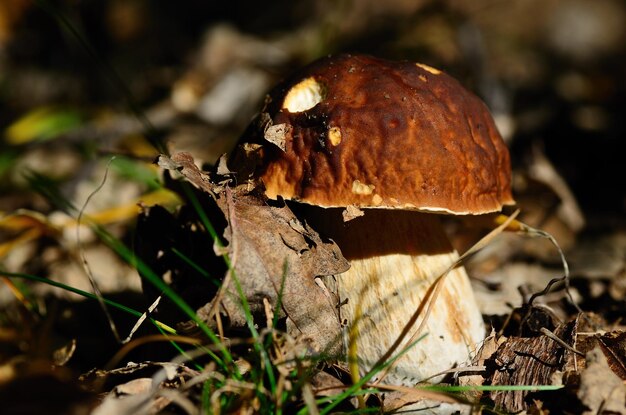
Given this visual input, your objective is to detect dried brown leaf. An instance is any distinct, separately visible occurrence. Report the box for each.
[160,152,350,354]
[577,347,626,414]
[458,332,506,400]
[215,154,233,176]
[158,153,217,195]
[566,315,626,380]
[309,370,347,397]
[212,187,349,354]
[380,384,466,414]
[263,123,291,151]
[113,378,153,396]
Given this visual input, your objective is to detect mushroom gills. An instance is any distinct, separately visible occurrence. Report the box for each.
[296,206,485,385]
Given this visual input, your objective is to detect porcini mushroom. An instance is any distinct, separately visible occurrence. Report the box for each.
[227,54,514,385]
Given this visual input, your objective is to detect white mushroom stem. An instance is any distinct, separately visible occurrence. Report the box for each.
[299,207,485,385]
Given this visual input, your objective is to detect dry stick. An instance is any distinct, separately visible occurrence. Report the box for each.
[539,327,584,357]
[105,334,204,371]
[76,156,122,344]
[122,295,162,344]
[502,218,598,333]
[372,210,521,386]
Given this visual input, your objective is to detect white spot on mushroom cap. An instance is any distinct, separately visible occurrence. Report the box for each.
[352,180,375,195]
[328,126,342,146]
[282,77,325,112]
[415,63,442,75]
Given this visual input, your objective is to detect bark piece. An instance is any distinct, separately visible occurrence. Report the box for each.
[487,319,576,412]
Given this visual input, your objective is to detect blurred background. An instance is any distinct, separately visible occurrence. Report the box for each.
[1,0,625,384]
[2,0,625,214]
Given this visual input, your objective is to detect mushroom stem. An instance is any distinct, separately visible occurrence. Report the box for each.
[296,206,485,385]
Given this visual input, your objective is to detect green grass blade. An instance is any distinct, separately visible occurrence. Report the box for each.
[0,269,176,334]
[23,170,76,215]
[181,183,277,391]
[110,156,162,190]
[0,150,19,181]
[23,160,236,374]
[309,334,428,415]
[5,106,83,144]
[171,247,213,280]
[91,223,230,366]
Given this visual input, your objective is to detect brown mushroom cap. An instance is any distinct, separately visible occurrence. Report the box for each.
[230,54,515,214]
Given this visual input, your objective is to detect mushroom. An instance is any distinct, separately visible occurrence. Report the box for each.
[227,54,514,385]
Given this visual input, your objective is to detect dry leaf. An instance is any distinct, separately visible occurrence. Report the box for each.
[309,370,346,397]
[215,154,233,176]
[380,384,465,413]
[565,314,626,380]
[158,153,217,195]
[458,331,505,400]
[113,378,153,396]
[527,144,585,232]
[208,187,349,354]
[263,123,292,151]
[576,347,626,414]
[160,152,350,355]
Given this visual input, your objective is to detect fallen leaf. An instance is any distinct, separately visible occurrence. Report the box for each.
[160,152,350,355]
[565,314,626,380]
[309,370,347,397]
[380,384,464,413]
[215,154,233,176]
[458,331,505,400]
[208,187,349,354]
[158,153,216,195]
[113,377,153,396]
[263,123,291,151]
[576,347,626,414]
